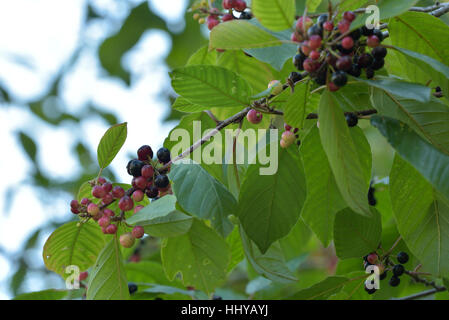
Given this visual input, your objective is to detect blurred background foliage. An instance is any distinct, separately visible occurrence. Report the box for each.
[1,0,448,300]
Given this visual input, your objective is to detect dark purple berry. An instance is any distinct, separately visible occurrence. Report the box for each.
[397,252,409,264]
[157,148,171,164]
[293,53,306,71]
[128,283,138,294]
[393,264,405,277]
[345,113,358,127]
[357,53,373,68]
[366,68,375,79]
[127,159,145,177]
[336,56,352,71]
[289,72,303,83]
[331,71,348,87]
[146,186,159,198]
[317,14,328,27]
[372,46,387,59]
[361,26,374,36]
[155,175,169,188]
[389,276,400,287]
[348,64,361,77]
[371,58,385,71]
[137,145,153,161]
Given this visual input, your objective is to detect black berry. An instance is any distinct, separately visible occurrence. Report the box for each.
[146,185,159,198]
[293,54,306,71]
[366,68,375,79]
[397,252,409,264]
[137,145,153,161]
[128,282,138,294]
[331,71,348,87]
[336,56,352,71]
[389,276,400,287]
[380,270,388,280]
[155,174,169,188]
[357,53,373,68]
[361,26,374,36]
[393,264,405,277]
[157,147,171,164]
[350,28,362,41]
[317,14,328,27]
[345,113,358,127]
[127,159,145,177]
[372,46,387,59]
[368,186,377,206]
[289,71,303,83]
[348,64,362,77]
[314,69,328,85]
[239,12,252,20]
[307,24,323,38]
[373,29,384,42]
[371,58,385,71]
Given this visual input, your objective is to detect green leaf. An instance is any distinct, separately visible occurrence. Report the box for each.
[161,219,230,295]
[318,91,372,217]
[209,20,282,50]
[301,127,346,247]
[371,88,449,155]
[43,221,107,278]
[390,155,449,277]
[17,132,37,163]
[238,147,307,253]
[226,226,245,273]
[126,261,176,286]
[86,238,130,300]
[287,276,350,300]
[240,227,297,283]
[186,45,217,66]
[390,46,449,99]
[171,97,206,113]
[170,65,252,108]
[334,207,382,259]
[169,161,236,237]
[13,289,71,300]
[371,116,449,201]
[389,12,449,83]
[126,195,193,237]
[284,81,320,129]
[97,122,127,169]
[252,0,296,31]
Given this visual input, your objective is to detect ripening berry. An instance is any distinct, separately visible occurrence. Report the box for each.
[223,0,235,9]
[102,182,113,193]
[284,124,292,131]
[111,186,125,199]
[141,165,154,179]
[291,32,302,42]
[132,226,145,239]
[328,82,340,92]
[103,208,115,217]
[307,24,322,38]
[301,43,311,56]
[367,35,380,48]
[234,0,246,12]
[303,58,320,72]
[71,207,79,214]
[120,232,136,248]
[70,200,79,210]
[323,21,333,31]
[268,80,283,95]
[366,253,378,265]
[133,176,147,190]
[87,203,99,216]
[281,131,296,146]
[338,19,351,33]
[246,109,263,124]
[97,177,107,185]
[336,56,352,71]
[80,197,90,206]
[343,11,356,22]
[118,196,134,212]
[207,15,220,30]
[129,254,141,263]
[132,190,145,202]
[98,216,110,228]
[137,145,153,161]
[296,16,313,32]
[222,13,234,22]
[92,185,106,199]
[155,175,170,189]
[341,36,354,50]
[157,148,171,164]
[134,205,144,214]
[310,50,320,60]
[308,35,322,50]
[79,271,88,281]
[105,224,117,235]
[102,193,114,205]
[397,252,409,264]
[146,186,159,199]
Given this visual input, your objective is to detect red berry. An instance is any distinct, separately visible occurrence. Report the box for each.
[118,196,134,211]
[137,145,153,161]
[296,16,313,32]
[310,50,320,60]
[71,207,79,214]
[328,82,340,92]
[207,16,220,30]
[308,35,322,50]
[323,21,333,31]
[284,124,292,131]
[338,19,351,33]
[141,165,154,179]
[102,193,114,205]
[342,36,354,50]
[132,226,145,239]
[223,0,234,9]
[133,176,147,190]
[105,224,117,235]
[222,13,234,22]
[97,177,106,185]
[111,186,125,199]
[343,11,356,22]
[367,35,380,48]
[367,253,378,264]
[246,109,263,124]
[134,205,144,214]
[291,32,301,42]
[70,200,79,209]
[132,190,145,202]
[336,56,352,71]
[92,185,106,199]
[129,254,141,263]
[103,208,115,217]
[234,0,246,12]
[80,197,90,206]
[79,271,88,281]
[102,182,112,193]
[98,216,110,228]
[303,58,320,72]
[301,43,311,56]
[87,203,99,216]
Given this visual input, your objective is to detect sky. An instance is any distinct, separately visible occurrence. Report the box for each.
[0,0,188,299]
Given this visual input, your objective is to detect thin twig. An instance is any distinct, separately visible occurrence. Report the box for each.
[397,287,446,300]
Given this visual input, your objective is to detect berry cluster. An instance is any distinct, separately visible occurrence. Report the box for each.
[192,0,250,31]
[280,124,300,149]
[291,11,388,91]
[362,251,409,294]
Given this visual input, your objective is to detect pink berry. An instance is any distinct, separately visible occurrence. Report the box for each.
[246,109,263,124]
[118,196,134,212]
[111,186,125,199]
[222,13,234,22]
[103,209,115,217]
[323,21,333,31]
[141,165,154,179]
[308,35,322,50]
[132,190,145,202]
[120,232,136,248]
[71,207,79,214]
[367,253,378,264]
[367,35,380,48]
[79,271,88,281]
[97,177,107,185]
[132,226,145,239]
[301,43,311,56]
[98,216,110,228]
[105,224,117,235]
[92,185,106,199]
[291,32,300,42]
[338,19,351,33]
[342,36,354,50]
[80,197,90,206]
[328,82,340,92]
[102,182,112,193]
[87,203,99,216]
[234,0,246,12]
[223,0,233,9]
[207,16,220,30]
[70,200,79,209]
[296,16,313,32]
[343,11,356,22]
[303,58,320,72]
[281,131,296,145]
[102,193,114,205]
[310,50,320,60]
[133,176,147,190]
[134,205,144,214]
